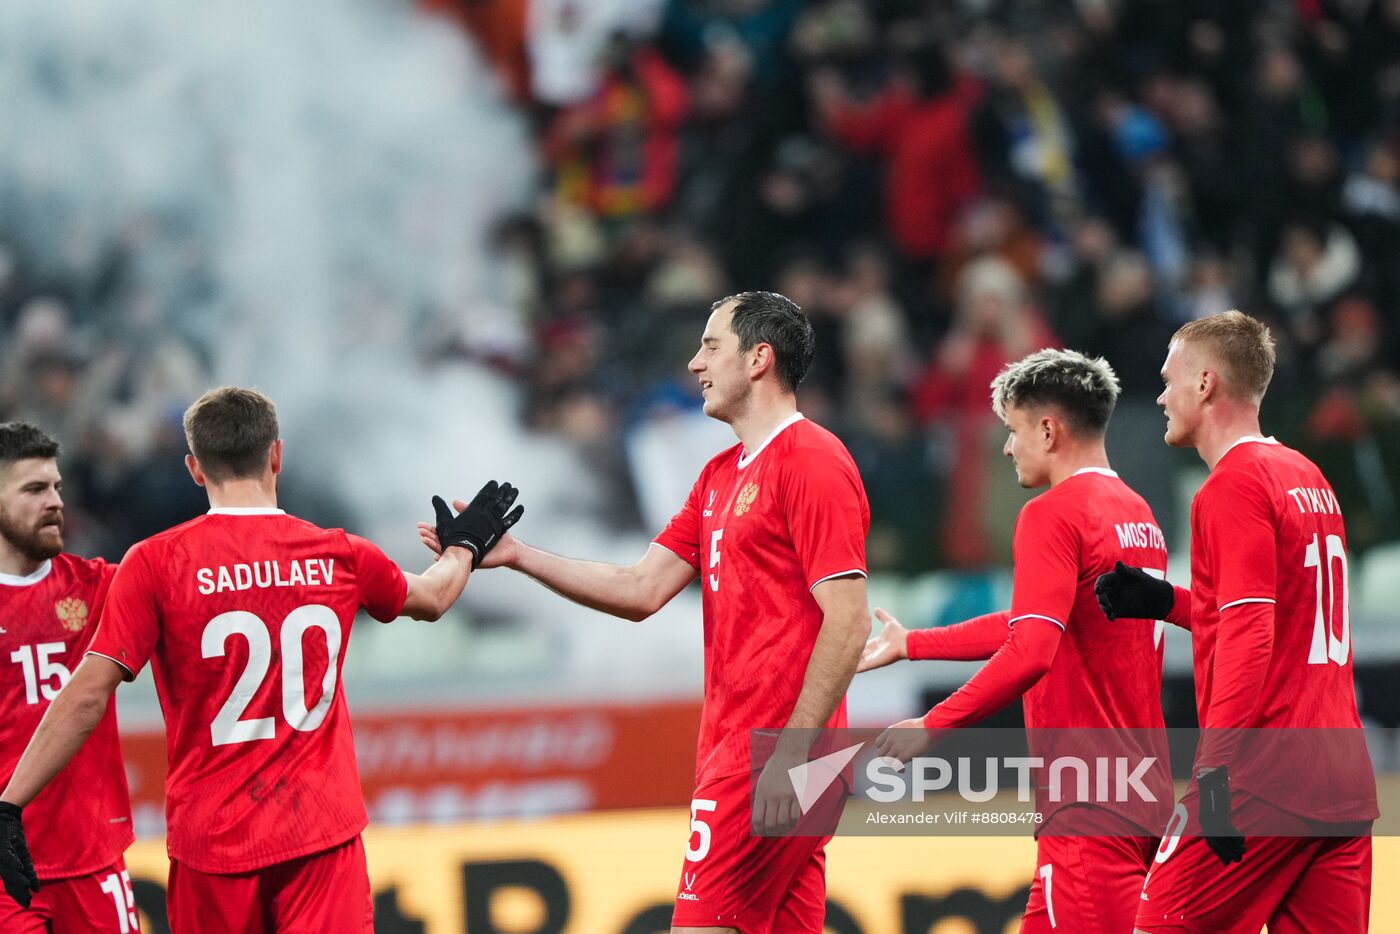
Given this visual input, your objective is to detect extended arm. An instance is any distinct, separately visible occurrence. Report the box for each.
[1,655,125,808]
[401,547,474,621]
[922,619,1060,730]
[509,539,697,622]
[907,610,1013,661]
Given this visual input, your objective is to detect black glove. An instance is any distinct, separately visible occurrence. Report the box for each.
[0,802,39,909]
[432,481,523,565]
[1196,767,1246,866]
[1094,561,1174,621]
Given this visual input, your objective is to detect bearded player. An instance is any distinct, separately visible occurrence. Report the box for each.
[1094,311,1376,933]
[423,292,870,933]
[0,387,524,933]
[0,423,136,932]
[859,349,1172,933]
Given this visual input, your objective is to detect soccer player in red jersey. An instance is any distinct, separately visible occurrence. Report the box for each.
[1093,311,1377,933]
[423,292,871,934]
[858,349,1172,933]
[0,423,137,932]
[0,388,524,933]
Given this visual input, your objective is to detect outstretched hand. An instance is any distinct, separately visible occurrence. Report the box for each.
[858,608,909,673]
[426,481,523,567]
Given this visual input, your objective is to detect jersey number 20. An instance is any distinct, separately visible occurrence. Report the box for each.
[202,605,342,746]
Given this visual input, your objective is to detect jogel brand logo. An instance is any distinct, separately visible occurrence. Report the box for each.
[678,871,700,901]
[733,483,759,517]
[55,597,89,632]
[702,490,716,517]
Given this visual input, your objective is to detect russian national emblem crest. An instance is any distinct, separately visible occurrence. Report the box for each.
[55,597,89,632]
[733,482,759,516]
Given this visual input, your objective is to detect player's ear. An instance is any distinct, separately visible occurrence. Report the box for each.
[1199,368,1218,402]
[185,454,207,488]
[268,439,284,477]
[749,342,775,382]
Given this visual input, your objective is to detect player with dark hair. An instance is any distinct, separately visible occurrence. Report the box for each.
[0,422,137,932]
[0,387,524,932]
[859,348,1172,932]
[1095,311,1376,933]
[423,291,870,934]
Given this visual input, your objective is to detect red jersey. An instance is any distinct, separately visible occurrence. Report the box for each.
[1187,437,1376,820]
[1,554,133,879]
[653,415,869,783]
[87,508,408,873]
[1012,469,1168,732]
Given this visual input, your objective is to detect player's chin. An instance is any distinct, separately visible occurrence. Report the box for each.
[31,528,63,559]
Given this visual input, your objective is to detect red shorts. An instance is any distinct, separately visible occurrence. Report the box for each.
[1020,809,1155,933]
[672,771,842,933]
[1136,794,1372,933]
[0,857,139,934]
[167,835,371,934]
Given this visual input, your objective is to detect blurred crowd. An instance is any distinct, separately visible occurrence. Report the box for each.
[451,0,1400,573]
[6,0,1400,576]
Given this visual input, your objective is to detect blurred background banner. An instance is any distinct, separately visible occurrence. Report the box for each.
[119,818,1400,934]
[118,700,702,834]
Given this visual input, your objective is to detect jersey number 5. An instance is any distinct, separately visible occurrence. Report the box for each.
[1304,533,1349,666]
[202,605,342,746]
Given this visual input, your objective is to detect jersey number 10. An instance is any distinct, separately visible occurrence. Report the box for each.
[1304,533,1350,666]
[202,605,343,746]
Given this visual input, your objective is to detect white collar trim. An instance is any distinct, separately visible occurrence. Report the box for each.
[1223,435,1279,457]
[738,413,805,469]
[0,559,53,587]
[1072,467,1118,478]
[207,507,286,516]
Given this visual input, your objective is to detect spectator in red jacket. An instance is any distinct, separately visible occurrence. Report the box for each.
[813,42,980,263]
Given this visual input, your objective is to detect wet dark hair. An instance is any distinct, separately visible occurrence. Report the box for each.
[713,291,815,394]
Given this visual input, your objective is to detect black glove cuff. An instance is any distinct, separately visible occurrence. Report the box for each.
[0,802,21,821]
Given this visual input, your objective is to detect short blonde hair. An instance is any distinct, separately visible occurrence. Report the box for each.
[1171,311,1276,403]
[990,348,1121,435]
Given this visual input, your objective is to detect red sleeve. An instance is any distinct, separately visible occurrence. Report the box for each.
[86,544,161,681]
[779,452,869,590]
[346,534,408,623]
[652,476,703,571]
[1007,498,1079,632]
[923,619,1061,730]
[1195,470,1278,759]
[1167,585,1192,630]
[75,559,120,652]
[906,611,1012,661]
[1199,602,1274,766]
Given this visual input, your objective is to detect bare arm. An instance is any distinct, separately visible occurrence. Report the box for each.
[1,655,125,807]
[400,547,474,621]
[509,539,697,622]
[785,575,871,735]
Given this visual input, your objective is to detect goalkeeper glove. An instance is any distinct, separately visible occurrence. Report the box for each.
[1094,561,1173,621]
[432,481,523,565]
[0,802,39,909]
[1196,766,1246,866]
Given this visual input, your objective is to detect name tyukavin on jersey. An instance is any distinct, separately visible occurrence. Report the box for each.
[1114,521,1165,551]
[1285,486,1341,515]
[196,559,335,595]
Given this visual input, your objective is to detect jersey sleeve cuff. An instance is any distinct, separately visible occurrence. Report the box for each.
[649,540,699,570]
[1218,597,1276,611]
[808,568,867,592]
[1007,613,1065,631]
[85,650,137,682]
